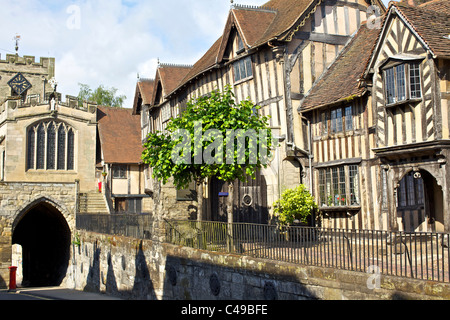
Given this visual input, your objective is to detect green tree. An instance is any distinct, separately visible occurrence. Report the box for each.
[142,85,272,223]
[273,185,317,226]
[77,83,126,108]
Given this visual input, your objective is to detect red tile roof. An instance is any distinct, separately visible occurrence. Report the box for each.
[394,2,450,58]
[154,64,192,104]
[419,0,450,14]
[97,106,143,164]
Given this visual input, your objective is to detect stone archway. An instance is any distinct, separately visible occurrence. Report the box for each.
[11,199,71,287]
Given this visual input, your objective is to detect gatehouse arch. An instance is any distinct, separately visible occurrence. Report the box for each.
[11,198,72,287]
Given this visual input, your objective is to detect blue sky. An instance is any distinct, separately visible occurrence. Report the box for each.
[0,0,392,107]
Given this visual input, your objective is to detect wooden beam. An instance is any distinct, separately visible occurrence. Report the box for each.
[294,32,351,46]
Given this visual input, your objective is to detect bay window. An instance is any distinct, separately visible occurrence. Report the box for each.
[384,62,422,105]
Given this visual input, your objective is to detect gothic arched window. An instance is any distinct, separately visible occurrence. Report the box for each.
[27,121,76,171]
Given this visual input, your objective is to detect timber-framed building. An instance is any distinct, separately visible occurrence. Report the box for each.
[302,0,450,232]
[134,0,387,225]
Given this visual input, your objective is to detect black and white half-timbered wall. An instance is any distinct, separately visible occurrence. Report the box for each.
[364,1,450,232]
[301,0,450,232]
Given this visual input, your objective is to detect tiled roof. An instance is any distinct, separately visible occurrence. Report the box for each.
[97,106,143,164]
[232,8,277,47]
[419,0,450,14]
[394,2,450,58]
[302,22,381,111]
[155,64,192,103]
[132,79,154,115]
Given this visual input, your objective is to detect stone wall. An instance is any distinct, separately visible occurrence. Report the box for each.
[67,229,450,300]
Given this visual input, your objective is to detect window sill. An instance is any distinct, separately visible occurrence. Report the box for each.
[26,170,77,173]
[316,130,355,140]
[319,205,361,212]
[234,75,253,86]
[385,98,422,108]
[397,205,424,211]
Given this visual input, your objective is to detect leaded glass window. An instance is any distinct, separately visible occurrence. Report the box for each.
[36,124,45,170]
[384,62,422,105]
[27,128,35,170]
[26,121,75,171]
[317,165,360,207]
[57,125,66,170]
[233,56,253,82]
[46,123,56,170]
[67,129,74,170]
[410,63,421,99]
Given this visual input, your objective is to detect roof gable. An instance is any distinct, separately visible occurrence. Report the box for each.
[394,3,450,58]
[216,7,277,63]
[366,1,450,74]
[132,79,154,115]
[151,64,192,105]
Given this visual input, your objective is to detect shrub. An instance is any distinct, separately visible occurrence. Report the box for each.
[273,185,317,226]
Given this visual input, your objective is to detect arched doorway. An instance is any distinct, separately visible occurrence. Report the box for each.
[12,201,71,287]
[396,170,444,232]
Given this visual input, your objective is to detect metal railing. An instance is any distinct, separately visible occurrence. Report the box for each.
[164,220,450,283]
[77,214,154,239]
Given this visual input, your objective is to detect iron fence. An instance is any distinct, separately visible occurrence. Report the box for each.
[76,214,154,239]
[164,220,450,283]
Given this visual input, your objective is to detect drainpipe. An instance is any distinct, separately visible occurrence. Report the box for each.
[308,118,313,194]
[301,115,313,194]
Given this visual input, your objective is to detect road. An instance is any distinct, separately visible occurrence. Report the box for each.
[0,286,122,300]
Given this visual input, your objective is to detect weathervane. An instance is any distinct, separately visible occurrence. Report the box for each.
[14,34,20,55]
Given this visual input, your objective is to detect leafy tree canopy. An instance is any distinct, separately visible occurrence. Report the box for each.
[142,85,273,190]
[77,83,126,108]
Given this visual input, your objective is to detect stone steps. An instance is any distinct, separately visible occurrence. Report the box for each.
[78,192,109,214]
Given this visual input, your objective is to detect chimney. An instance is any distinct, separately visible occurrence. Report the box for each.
[407,0,416,6]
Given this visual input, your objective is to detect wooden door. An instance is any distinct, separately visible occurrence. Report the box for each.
[210,170,268,224]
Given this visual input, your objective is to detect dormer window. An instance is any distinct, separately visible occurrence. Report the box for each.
[383,61,422,105]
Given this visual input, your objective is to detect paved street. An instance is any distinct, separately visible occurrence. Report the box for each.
[0,287,122,300]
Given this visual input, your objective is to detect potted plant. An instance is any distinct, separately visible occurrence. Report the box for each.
[273,185,317,240]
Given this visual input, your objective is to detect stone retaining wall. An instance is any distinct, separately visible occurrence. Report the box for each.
[67,230,450,300]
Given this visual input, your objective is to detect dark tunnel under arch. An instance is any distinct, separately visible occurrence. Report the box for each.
[12,200,71,287]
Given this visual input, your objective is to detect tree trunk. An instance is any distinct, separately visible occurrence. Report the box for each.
[196,180,203,222]
[227,181,234,252]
